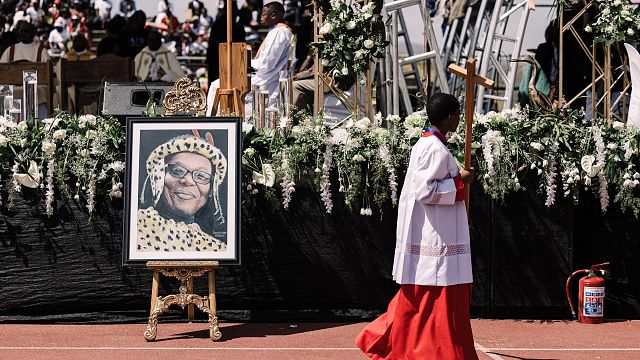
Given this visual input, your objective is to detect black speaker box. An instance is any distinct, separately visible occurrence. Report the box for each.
[101,82,173,116]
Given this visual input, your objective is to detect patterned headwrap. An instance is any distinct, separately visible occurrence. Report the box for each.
[140,130,228,224]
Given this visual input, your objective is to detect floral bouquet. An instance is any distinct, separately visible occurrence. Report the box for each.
[585,0,640,46]
[311,0,388,86]
[0,113,124,216]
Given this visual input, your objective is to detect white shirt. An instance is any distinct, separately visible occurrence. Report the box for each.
[392,135,473,286]
[250,23,294,99]
[94,0,112,21]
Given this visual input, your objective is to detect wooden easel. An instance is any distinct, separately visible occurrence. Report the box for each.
[144,261,222,341]
[447,58,494,215]
[211,0,245,116]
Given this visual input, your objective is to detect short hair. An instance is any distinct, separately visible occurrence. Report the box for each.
[426,93,460,126]
[264,2,285,18]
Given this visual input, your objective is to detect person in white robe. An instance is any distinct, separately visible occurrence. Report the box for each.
[356,93,478,360]
[134,31,184,83]
[0,21,50,119]
[206,0,293,116]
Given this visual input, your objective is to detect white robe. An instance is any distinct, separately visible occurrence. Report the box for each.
[206,24,293,116]
[134,46,184,83]
[392,135,473,286]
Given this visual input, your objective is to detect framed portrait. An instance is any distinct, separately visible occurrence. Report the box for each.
[123,117,241,265]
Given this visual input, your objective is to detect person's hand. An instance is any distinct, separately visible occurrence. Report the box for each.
[460,167,474,184]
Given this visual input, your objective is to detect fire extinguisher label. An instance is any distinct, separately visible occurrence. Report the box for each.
[583,286,605,317]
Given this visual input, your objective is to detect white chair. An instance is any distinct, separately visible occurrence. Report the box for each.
[624,43,640,127]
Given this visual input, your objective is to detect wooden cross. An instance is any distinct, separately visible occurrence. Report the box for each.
[447,58,494,215]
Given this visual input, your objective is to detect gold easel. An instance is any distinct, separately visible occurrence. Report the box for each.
[144,261,222,341]
[212,0,248,116]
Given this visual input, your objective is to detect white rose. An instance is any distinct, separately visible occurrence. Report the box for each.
[585,25,592,33]
[363,39,374,49]
[84,114,97,126]
[86,129,98,139]
[321,58,329,66]
[0,134,8,146]
[346,21,356,30]
[628,29,635,36]
[352,154,366,162]
[602,8,610,16]
[242,121,254,134]
[43,117,61,129]
[42,141,56,155]
[319,23,333,35]
[614,0,622,5]
[612,121,625,130]
[607,143,617,150]
[530,142,544,151]
[17,122,28,131]
[606,25,614,33]
[244,147,256,156]
[52,129,67,140]
[354,51,364,60]
[20,138,28,147]
[341,67,349,75]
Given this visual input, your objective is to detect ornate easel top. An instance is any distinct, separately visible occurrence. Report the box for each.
[162,75,207,116]
[147,261,220,269]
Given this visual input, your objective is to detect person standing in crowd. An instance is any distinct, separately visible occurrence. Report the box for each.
[64,33,94,60]
[25,1,44,27]
[119,0,136,18]
[93,0,112,29]
[207,0,293,115]
[188,0,205,17]
[356,93,477,360]
[47,16,68,55]
[134,30,184,82]
[114,10,148,59]
[96,14,124,56]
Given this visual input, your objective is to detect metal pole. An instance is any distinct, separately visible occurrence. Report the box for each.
[505,1,531,107]
[392,11,399,115]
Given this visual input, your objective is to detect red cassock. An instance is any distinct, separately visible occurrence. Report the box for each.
[355,284,477,360]
[356,129,477,359]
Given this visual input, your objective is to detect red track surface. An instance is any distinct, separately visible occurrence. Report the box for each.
[0,320,638,359]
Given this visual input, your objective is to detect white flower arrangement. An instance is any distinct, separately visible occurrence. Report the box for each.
[586,0,640,45]
[311,0,388,85]
[0,112,124,216]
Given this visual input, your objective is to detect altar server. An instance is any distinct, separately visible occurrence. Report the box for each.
[356,93,478,360]
[206,0,294,115]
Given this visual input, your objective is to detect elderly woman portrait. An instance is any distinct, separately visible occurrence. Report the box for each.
[137,131,227,253]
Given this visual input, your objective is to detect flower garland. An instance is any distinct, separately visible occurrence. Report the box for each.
[0,112,124,216]
[544,142,559,207]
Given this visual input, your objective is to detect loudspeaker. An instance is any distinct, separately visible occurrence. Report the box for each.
[101,82,173,116]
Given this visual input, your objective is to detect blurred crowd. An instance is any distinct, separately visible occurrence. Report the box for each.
[0,0,314,85]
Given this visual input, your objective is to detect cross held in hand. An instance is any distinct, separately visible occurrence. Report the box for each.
[447,58,494,214]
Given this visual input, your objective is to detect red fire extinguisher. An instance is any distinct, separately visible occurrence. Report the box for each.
[565,262,609,324]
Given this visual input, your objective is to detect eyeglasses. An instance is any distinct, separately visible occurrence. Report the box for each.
[165,163,213,185]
